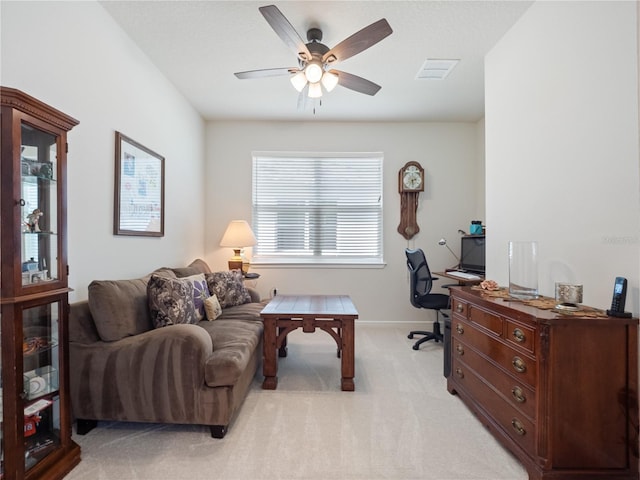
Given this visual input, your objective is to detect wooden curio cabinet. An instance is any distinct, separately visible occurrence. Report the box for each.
[0,87,80,479]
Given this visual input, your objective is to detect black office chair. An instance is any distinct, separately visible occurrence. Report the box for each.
[406,248,451,350]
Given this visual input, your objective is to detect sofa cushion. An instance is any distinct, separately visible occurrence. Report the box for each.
[204,294,223,320]
[172,258,211,278]
[147,274,197,328]
[217,300,269,321]
[88,277,152,342]
[198,319,264,387]
[205,270,251,308]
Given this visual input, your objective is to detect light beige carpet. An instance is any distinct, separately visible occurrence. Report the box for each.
[65,324,527,480]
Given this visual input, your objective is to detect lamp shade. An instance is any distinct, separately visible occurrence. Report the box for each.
[220,220,257,248]
[304,62,323,84]
[308,82,322,98]
[290,71,307,92]
[321,71,339,92]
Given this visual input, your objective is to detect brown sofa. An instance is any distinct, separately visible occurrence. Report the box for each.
[68,259,267,438]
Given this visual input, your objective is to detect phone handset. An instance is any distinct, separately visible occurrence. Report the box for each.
[607,277,632,318]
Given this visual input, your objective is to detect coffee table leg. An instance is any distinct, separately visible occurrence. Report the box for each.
[262,316,278,389]
[278,325,288,357]
[340,318,355,391]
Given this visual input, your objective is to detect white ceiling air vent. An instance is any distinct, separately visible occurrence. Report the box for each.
[416,59,459,80]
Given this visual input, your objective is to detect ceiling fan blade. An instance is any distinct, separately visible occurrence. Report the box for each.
[323,19,392,65]
[259,5,312,62]
[235,67,298,79]
[330,70,382,96]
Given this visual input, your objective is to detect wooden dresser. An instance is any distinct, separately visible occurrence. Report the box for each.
[447,287,639,480]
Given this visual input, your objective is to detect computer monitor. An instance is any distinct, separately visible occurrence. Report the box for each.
[460,236,485,274]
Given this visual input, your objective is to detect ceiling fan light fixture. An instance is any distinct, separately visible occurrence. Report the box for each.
[308,82,323,98]
[290,71,307,92]
[321,71,338,92]
[304,62,323,84]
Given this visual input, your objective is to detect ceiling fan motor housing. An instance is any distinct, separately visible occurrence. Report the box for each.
[307,27,323,42]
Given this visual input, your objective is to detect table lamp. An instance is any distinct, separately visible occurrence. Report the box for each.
[220,220,257,273]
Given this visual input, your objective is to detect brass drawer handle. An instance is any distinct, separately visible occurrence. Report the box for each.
[511,418,526,436]
[511,386,526,403]
[456,344,464,355]
[456,303,464,313]
[455,368,464,379]
[512,356,527,373]
[512,328,526,343]
[456,324,464,334]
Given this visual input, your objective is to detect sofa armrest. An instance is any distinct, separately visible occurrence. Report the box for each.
[69,324,213,422]
[245,287,261,303]
[69,301,100,344]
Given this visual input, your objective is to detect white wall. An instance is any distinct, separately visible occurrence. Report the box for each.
[475,118,486,222]
[205,121,481,322]
[485,1,639,312]
[1,1,206,302]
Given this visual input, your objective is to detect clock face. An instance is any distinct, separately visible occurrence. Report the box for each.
[402,165,422,190]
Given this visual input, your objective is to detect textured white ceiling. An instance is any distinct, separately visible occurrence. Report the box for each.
[100,1,533,122]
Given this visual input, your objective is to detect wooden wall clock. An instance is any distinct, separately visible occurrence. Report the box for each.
[397,161,424,240]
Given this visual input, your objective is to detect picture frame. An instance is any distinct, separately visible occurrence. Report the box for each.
[114,131,164,237]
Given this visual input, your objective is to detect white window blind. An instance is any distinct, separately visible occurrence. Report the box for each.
[252,152,383,265]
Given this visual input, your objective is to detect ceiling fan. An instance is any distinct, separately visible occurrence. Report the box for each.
[234,5,393,101]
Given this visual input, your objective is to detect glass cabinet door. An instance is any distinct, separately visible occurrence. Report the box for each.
[22,300,61,472]
[20,123,59,287]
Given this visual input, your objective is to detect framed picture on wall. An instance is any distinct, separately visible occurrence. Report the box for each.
[114,131,165,237]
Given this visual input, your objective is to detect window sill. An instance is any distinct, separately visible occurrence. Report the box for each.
[251,259,386,269]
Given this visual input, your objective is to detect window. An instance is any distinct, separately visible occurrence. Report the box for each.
[252,152,383,265]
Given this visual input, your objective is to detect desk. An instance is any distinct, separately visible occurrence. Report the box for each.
[260,295,358,391]
[435,271,484,286]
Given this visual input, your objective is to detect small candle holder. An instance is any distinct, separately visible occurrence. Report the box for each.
[555,283,583,311]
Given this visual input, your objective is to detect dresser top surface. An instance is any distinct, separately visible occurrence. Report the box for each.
[450,286,638,325]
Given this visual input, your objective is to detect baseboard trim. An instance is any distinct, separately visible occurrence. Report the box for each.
[354,320,436,328]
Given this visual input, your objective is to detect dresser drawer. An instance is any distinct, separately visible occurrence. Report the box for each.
[452,298,468,318]
[468,304,503,336]
[453,318,537,388]
[451,358,536,455]
[452,337,535,421]
[505,320,536,354]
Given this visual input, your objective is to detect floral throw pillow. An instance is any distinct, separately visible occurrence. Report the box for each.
[147,274,196,328]
[182,273,210,321]
[205,271,251,309]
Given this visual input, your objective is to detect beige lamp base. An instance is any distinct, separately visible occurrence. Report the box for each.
[228,260,243,271]
[228,248,243,271]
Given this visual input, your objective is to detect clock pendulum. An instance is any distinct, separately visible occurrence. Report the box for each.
[397,161,424,240]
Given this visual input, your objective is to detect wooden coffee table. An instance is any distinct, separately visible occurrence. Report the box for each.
[260,295,358,391]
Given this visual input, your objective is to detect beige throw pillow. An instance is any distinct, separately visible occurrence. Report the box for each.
[204,294,223,321]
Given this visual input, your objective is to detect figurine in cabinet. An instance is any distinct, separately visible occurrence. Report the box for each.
[25,208,43,233]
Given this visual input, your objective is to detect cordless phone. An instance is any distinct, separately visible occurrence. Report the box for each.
[606,277,632,318]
